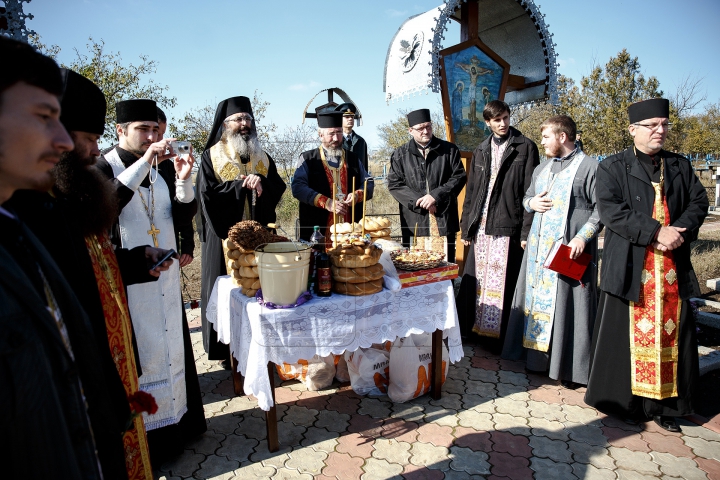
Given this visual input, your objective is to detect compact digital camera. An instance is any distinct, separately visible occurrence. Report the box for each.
[171,141,192,156]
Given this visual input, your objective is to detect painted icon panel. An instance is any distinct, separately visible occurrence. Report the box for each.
[444,46,506,152]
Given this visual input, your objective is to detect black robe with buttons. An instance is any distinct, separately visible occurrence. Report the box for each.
[585,147,708,418]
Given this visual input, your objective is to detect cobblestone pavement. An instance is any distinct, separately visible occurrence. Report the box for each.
[157,309,720,479]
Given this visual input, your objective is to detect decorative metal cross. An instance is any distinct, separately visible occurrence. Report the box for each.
[147,223,160,247]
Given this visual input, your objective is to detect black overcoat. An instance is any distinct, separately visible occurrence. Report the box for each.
[597,147,708,301]
[387,136,466,238]
[460,127,539,242]
[0,216,108,480]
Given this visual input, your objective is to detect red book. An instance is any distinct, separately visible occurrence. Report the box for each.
[543,241,591,281]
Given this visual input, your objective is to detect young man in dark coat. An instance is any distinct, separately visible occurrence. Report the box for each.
[196,95,286,362]
[387,108,466,262]
[8,69,177,479]
[585,98,708,432]
[336,102,369,171]
[456,100,539,347]
[0,35,107,480]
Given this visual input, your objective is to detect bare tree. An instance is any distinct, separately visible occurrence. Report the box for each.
[265,124,318,181]
[670,74,707,118]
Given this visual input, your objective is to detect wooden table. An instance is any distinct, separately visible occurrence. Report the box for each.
[207,276,463,451]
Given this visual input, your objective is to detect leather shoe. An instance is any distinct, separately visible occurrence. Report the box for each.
[654,415,681,433]
[561,380,582,390]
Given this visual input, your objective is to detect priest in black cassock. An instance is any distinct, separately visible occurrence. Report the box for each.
[96,99,206,464]
[585,98,708,432]
[196,96,286,362]
[291,111,374,242]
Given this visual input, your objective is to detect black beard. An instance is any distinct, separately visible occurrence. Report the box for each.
[53,150,119,237]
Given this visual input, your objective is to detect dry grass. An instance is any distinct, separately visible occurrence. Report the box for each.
[692,228,720,295]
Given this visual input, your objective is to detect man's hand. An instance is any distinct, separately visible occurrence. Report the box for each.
[428,205,437,215]
[178,254,193,267]
[142,138,176,165]
[325,198,348,216]
[656,226,686,250]
[521,240,527,249]
[416,194,436,210]
[567,237,586,259]
[462,239,470,246]
[173,149,195,180]
[240,174,263,197]
[145,247,178,277]
[529,191,553,213]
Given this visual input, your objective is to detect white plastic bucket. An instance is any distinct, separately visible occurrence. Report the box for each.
[255,242,311,305]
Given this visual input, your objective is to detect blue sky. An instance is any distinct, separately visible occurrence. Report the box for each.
[26,0,720,150]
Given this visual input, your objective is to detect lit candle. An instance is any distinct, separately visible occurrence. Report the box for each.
[362,178,368,236]
[332,182,337,246]
[351,177,355,228]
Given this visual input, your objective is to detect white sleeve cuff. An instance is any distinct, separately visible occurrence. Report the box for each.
[175,177,195,203]
[116,159,151,191]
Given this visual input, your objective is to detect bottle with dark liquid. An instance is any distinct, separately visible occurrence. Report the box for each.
[316,252,332,297]
[309,226,325,292]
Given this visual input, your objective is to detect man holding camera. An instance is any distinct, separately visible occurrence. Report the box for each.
[96,99,206,464]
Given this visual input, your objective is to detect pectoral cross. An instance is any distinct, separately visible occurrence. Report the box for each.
[148,223,160,247]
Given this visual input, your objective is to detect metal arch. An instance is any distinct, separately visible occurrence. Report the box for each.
[301,87,363,126]
[0,0,36,42]
[428,0,559,105]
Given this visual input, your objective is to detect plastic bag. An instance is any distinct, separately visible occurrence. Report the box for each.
[387,333,448,403]
[345,346,391,396]
[334,354,350,383]
[275,354,336,391]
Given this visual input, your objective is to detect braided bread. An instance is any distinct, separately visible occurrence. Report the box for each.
[238,253,257,267]
[328,245,382,268]
[331,263,384,283]
[333,279,383,296]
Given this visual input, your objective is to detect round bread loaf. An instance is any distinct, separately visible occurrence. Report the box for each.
[239,253,257,267]
[232,268,242,279]
[333,278,383,296]
[227,259,239,271]
[240,286,258,297]
[223,238,239,250]
[331,263,384,283]
[330,222,357,234]
[240,266,259,278]
[227,249,241,260]
[329,246,382,268]
[369,228,391,238]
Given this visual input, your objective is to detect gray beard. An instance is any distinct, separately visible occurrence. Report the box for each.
[324,146,343,157]
[223,128,263,163]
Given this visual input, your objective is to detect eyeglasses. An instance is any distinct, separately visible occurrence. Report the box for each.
[412,124,433,133]
[227,115,253,124]
[634,121,672,132]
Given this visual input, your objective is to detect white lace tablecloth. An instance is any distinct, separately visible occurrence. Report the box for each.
[207,275,462,410]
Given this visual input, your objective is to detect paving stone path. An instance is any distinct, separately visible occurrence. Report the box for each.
[157,309,720,479]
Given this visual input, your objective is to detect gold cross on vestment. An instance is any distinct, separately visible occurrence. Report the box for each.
[148,223,160,247]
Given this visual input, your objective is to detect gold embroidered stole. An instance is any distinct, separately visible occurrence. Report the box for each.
[85,233,153,479]
[629,164,681,399]
[319,147,350,234]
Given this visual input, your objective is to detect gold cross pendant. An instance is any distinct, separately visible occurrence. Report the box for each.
[148,223,160,247]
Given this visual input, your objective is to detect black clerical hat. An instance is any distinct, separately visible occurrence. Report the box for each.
[116,99,158,124]
[59,69,106,135]
[335,102,357,117]
[407,109,431,127]
[317,112,344,128]
[204,96,255,151]
[628,98,669,123]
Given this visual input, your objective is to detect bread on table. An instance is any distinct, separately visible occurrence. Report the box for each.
[333,278,383,296]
